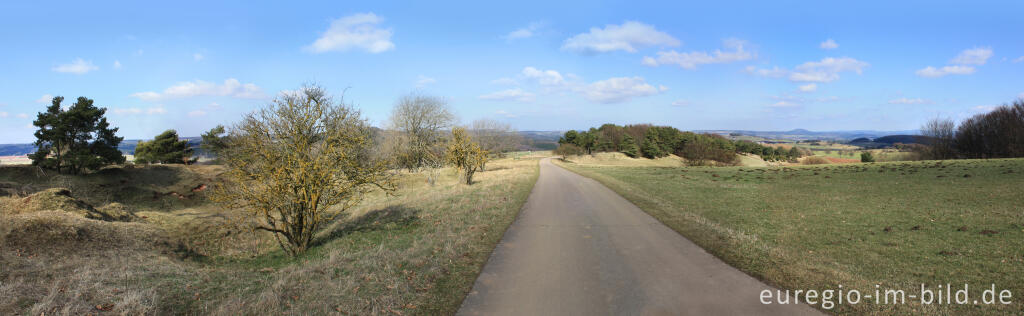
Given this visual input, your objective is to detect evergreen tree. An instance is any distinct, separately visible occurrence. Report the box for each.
[135,130,195,164]
[201,125,229,160]
[620,134,639,158]
[641,132,665,158]
[29,96,124,174]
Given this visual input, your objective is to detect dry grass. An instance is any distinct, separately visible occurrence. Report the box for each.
[0,156,540,315]
[562,152,685,167]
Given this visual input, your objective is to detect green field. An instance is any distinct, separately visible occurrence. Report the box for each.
[555,158,1024,314]
[0,156,540,314]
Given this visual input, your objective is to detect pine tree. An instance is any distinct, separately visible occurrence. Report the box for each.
[29,96,124,174]
[135,130,195,164]
[641,132,664,158]
[620,134,639,158]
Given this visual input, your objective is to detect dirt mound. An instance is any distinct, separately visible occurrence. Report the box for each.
[2,188,136,221]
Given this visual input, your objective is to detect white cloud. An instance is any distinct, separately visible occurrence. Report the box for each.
[505,21,545,40]
[1018,92,1024,99]
[950,47,992,65]
[642,39,754,69]
[16,113,29,119]
[306,13,394,53]
[971,105,997,113]
[35,94,54,103]
[52,58,99,74]
[521,67,567,87]
[132,78,266,101]
[798,83,817,92]
[562,21,680,54]
[671,99,690,106]
[415,75,436,88]
[788,57,868,82]
[490,77,519,85]
[147,106,166,115]
[113,60,122,69]
[770,101,799,108]
[746,66,787,78]
[819,39,839,50]
[1014,56,1024,63]
[187,110,207,117]
[130,92,161,101]
[915,65,975,78]
[495,110,518,118]
[112,108,142,115]
[193,53,204,61]
[888,97,929,104]
[916,47,991,78]
[579,76,663,103]
[0,112,8,118]
[479,88,536,102]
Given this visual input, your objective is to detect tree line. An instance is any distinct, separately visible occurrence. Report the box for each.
[553,123,807,165]
[919,98,1024,160]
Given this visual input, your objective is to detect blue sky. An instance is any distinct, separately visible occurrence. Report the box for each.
[1,0,1023,143]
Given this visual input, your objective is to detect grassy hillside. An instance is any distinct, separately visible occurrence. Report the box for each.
[555,158,1024,315]
[0,155,540,315]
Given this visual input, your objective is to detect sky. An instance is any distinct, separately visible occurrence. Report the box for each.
[1,0,1023,143]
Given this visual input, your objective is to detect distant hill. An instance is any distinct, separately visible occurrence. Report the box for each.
[0,137,203,157]
[698,129,919,141]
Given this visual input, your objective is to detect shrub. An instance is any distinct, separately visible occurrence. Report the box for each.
[802,156,830,165]
[860,152,875,162]
[445,127,488,185]
[213,84,394,256]
[553,143,584,157]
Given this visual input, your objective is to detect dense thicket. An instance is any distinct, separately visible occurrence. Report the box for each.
[29,96,125,174]
[554,123,807,164]
[918,99,1024,160]
[954,99,1024,158]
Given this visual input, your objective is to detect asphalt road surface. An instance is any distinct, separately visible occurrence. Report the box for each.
[458,158,821,315]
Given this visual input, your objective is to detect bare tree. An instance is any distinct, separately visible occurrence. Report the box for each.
[386,93,455,171]
[921,117,956,159]
[469,118,520,158]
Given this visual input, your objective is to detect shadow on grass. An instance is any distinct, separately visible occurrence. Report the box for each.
[311,205,421,248]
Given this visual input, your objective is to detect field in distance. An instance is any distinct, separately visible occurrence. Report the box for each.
[555,156,1023,315]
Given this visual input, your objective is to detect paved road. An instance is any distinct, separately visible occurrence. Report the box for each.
[458,158,821,316]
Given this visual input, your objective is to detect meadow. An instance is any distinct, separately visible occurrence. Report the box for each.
[0,154,542,315]
[556,157,1024,314]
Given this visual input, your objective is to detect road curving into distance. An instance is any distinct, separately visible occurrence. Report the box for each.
[458,158,821,315]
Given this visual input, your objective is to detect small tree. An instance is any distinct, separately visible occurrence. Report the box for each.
[213,85,394,256]
[29,96,125,174]
[387,93,455,170]
[445,127,488,185]
[860,151,875,162]
[200,125,229,161]
[134,130,196,164]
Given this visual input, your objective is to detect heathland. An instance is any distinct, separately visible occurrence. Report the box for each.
[0,153,542,315]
